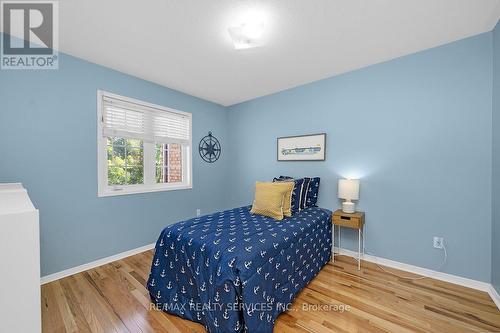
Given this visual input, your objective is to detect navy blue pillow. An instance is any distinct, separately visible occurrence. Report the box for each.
[273,175,293,182]
[291,178,304,213]
[300,177,311,210]
[273,176,303,213]
[306,177,320,207]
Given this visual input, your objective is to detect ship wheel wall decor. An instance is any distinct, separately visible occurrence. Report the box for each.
[199,132,221,163]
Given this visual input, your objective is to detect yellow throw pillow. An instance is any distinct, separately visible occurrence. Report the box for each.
[280,181,294,217]
[251,181,293,220]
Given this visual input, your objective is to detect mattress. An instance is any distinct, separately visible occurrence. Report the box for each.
[147,205,332,333]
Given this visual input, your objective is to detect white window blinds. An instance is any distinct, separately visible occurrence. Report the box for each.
[101,95,191,145]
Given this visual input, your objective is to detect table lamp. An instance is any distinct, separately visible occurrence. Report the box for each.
[338,179,360,213]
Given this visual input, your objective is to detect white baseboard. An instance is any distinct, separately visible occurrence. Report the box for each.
[333,247,492,293]
[41,243,156,285]
[489,285,500,311]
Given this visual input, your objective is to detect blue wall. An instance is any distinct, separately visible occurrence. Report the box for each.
[0,47,230,276]
[227,33,493,282]
[493,22,500,293]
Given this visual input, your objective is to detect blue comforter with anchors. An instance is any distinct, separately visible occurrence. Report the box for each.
[147,206,332,333]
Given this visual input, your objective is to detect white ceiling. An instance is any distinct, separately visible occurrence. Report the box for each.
[21,1,500,105]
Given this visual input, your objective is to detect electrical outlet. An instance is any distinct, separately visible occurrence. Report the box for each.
[196,209,201,217]
[433,236,444,249]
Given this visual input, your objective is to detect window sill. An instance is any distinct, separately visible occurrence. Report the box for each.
[98,184,192,197]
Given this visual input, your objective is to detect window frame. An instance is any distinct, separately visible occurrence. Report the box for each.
[97,90,192,197]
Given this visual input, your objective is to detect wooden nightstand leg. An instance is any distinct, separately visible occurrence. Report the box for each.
[362,228,365,258]
[332,225,335,263]
[338,226,341,253]
[358,229,361,270]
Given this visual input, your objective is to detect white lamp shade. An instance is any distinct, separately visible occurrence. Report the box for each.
[338,179,360,200]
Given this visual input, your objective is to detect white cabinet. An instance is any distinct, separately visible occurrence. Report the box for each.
[0,183,40,333]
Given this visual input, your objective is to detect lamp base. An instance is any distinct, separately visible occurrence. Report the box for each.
[342,201,355,213]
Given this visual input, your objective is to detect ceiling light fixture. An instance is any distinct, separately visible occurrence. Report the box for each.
[228,21,264,50]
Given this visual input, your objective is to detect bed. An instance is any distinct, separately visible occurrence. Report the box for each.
[147,205,332,333]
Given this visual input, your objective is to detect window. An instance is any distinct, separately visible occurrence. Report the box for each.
[97,91,192,196]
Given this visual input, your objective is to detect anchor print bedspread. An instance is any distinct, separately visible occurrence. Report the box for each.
[147,206,332,333]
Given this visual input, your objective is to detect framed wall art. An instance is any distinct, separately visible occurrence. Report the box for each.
[277,133,326,161]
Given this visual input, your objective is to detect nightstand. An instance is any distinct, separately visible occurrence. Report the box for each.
[332,209,365,270]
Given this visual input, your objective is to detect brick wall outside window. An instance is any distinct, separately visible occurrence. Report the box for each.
[168,144,182,182]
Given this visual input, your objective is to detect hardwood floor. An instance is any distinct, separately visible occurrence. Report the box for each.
[41,251,500,333]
